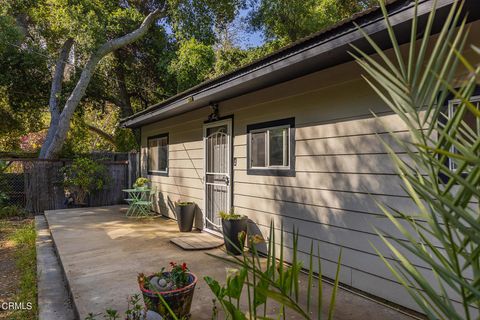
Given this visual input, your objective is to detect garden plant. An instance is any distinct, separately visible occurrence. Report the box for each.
[61,157,110,205]
[138,261,197,319]
[219,209,248,255]
[353,0,480,318]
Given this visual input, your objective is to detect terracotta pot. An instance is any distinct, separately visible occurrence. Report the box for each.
[139,272,197,320]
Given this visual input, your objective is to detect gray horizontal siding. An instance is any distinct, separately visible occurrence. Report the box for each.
[225,66,431,312]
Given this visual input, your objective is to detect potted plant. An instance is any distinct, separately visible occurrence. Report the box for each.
[61,157,109,207]
[174,201,196,232]
[219,209,247,255]
[133,177,150,190]
[138,262,197,319]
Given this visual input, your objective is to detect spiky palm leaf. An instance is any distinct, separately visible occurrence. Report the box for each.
[352,0,479,319]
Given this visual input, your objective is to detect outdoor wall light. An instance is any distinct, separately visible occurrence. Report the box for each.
[207,103,219,122]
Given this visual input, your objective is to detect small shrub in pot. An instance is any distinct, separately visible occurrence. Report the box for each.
[219,209,247,255]
[133,177,150,190]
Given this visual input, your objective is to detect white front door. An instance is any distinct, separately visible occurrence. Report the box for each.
[203,119,232,232]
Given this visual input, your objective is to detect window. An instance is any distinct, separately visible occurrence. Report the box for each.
[247,118,295,176]
[147,134,168,175]
[444,95,479,172]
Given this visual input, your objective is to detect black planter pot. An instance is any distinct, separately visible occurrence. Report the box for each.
[175,203,196,232]
[221,217,247,255]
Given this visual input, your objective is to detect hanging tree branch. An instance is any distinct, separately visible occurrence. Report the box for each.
[40,6,165,159]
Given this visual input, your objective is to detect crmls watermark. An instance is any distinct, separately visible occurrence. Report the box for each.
[1,301,33,310]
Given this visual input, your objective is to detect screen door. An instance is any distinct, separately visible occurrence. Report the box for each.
[203,119,232,231]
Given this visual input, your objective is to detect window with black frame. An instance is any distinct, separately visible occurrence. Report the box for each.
[147,134,168,175]
[247,117,295,176]
[439,94,479,181]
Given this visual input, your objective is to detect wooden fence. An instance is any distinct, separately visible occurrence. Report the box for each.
[0,152,140,213]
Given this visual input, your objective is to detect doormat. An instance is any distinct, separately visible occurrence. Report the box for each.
[170,232,224,250]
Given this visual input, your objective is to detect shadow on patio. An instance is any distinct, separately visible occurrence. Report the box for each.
[44,205,417,320]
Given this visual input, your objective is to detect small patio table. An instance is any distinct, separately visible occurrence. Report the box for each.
[122,188,153,217]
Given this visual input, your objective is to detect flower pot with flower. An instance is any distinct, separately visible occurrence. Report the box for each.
[138,262,197,319]
[133,177,150,190]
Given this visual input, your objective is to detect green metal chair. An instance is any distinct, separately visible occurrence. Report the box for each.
[125,197,137,216]
[131,187,156,217]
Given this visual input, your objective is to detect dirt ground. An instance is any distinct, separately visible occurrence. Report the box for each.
[0,219,31,319]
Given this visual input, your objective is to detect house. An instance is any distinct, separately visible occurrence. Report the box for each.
[121,0,480,313]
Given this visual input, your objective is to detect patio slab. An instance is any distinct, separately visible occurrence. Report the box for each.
[44,205,420,320]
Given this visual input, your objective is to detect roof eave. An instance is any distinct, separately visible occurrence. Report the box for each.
[121,0,464,128]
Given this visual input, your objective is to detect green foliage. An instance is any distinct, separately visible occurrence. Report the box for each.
[0,0,374,155]
[219,210,243,220]
[61,105,116,155]
[176,201,194,207]
[205,223,342,319]
[134,177,150,188]
[0,192,9,207]
[32,0,144,52]
[114,128,139,152]
[167,0,246,45]
[168,38,215,92]
[213,47,250,76]
[60,104,139,155]
[248,0,373,43]
[61,157,109,204]
[1,0,245,154]
[5,220,37,320]
[353,1,480,319]
[0,14,49,151]
[85,294,144,320]
[139,262,190,291]
[0,205,29,220]
[168,261,190,288]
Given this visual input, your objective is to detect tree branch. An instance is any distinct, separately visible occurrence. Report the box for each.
[41,7,164,159]
[86,124,116,145]
[49,38,74,117]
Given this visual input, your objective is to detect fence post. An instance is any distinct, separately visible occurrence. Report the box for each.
[128,151,139,188]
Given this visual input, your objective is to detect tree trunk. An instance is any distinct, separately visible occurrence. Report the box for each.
[114,51,134,118]
[40,7,164,159]
[39,38,74,158]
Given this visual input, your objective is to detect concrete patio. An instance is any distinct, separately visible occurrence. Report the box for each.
[44,205,419,320]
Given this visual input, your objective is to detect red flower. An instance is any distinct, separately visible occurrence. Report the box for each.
[181,262,187,271]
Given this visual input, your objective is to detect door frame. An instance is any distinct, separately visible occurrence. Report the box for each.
[202,117,233,234]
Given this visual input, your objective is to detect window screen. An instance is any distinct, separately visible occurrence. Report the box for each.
[249,122,292,170]
[148,134,168,174]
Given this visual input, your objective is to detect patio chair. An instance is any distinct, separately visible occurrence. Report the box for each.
[124,197,137,216]
[131,187,156,217]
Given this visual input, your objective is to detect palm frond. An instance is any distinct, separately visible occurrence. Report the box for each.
[354,1,480,319]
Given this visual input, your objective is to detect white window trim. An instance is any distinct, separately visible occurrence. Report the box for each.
[447,95,480,171]
[249,124,291,170]
[148,135,168,174]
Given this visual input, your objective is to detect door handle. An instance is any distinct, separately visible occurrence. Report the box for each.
[225,176,230,186]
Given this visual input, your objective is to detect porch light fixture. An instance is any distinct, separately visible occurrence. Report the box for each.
[207,103,219,122]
